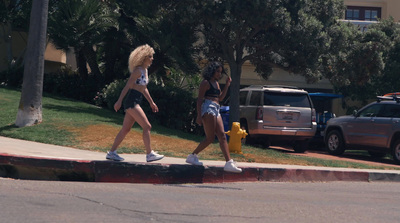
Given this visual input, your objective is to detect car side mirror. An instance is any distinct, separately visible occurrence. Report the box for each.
[353,110,358,117]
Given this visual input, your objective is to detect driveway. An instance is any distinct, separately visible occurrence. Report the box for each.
[270,146,400,168]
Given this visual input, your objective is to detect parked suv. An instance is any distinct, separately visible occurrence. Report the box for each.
[239,85,317,152]
[324,95,400,164]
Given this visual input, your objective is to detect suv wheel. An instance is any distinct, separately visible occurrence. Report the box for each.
[391,139,400,165]
[325,130,345,155]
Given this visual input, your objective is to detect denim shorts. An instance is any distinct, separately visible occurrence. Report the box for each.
[124,89,143,110]
[201,99,220,117]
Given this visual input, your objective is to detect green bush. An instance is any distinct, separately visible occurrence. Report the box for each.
[94,78,127,110]
[0,65,24,87]
[43,67,103,103]
[145,83,201,134]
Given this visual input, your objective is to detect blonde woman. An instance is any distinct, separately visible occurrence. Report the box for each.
[106,44,164,162]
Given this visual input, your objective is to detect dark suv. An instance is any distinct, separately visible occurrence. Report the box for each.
[239,85,317,152]
[324,95,400,164]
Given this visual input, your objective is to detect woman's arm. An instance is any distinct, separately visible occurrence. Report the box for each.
[113,69,141,112]
[218,76,231,102]
[143,87,158,113]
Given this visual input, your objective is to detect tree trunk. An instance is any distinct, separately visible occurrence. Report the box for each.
[82,45,102,77]
[228,62,242,124]
[15,0,49,127]
[76,50,88,79]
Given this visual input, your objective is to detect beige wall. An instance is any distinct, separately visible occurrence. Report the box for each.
[0,29,28,71]
[240,62,333,90]
[0,25,74,73]
[344,0,400,21]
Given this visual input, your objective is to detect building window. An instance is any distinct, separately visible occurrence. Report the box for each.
[345,6,381,21]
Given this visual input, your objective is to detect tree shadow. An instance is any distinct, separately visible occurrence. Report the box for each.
[42,104,123,125]
[0,124,18,133]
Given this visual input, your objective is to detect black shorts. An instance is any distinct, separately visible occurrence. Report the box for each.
[124,89,143,110]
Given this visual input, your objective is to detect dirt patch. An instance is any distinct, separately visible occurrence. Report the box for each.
[67,124,203,158]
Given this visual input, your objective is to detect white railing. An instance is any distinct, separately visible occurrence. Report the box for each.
[339,19,378,32]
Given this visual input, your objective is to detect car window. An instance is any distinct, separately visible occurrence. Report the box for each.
[239,91,248,106]
[358,104,382,117]
[378,104,400,118]
[249,91,262,106]
[263,92,311,108]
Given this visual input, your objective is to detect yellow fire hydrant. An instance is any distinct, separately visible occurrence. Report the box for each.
[225,122,248,154]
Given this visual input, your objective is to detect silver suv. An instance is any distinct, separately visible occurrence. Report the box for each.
[324,96,400,164]
[239,85,317,152]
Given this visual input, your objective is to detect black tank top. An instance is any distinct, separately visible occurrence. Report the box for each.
[204,80,221,98]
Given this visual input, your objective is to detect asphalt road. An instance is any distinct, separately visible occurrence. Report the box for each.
[1,178,399,223]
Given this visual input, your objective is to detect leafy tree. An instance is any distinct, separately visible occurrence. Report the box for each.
[15,0,49,127]
[183,0,346,123]
[113,0,200,81]
[47,0,118,79]
[325,17,400,103]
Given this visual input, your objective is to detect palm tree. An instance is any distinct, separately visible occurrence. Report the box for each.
[15,0,49,127]
[47,0,117,78]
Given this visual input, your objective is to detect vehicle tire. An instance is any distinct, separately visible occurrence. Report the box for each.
[368,151,386,158]
[325,130,345,155]
[293,140,308,153]
[391,139,400,165]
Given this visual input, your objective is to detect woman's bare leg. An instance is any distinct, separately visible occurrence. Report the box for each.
[192,114,217,154]
[215,115,230,161]
[125,105,153,154]
[110,112,135,152]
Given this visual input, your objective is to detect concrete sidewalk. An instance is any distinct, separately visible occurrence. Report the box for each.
[1,136,400,184]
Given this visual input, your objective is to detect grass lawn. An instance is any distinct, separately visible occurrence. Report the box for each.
[1,86,399,170]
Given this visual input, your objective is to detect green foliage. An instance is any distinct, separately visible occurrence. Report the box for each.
[48,0,118,78]
[0,0,32,30]
[114,0,200,81]
[93,78,127,110]
[43,67,103,103]
[325,17,400,102]
[144,83,202,134]
[0,65,24,87]
[159,67,202,91]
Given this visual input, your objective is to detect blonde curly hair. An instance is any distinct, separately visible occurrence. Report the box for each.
[128,44,155,73]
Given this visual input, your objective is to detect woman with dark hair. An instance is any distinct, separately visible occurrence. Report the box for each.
[186,62,242,173]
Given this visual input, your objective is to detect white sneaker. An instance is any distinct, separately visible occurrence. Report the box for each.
[224,159,242,173]
[146,150,164,162]
[106,151,124,161]
[186,154,203,166]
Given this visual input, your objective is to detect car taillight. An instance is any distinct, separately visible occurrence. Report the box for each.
[312,108,316,122]
[256,107,263,120]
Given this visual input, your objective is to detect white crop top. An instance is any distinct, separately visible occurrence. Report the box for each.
[135,68,149,86]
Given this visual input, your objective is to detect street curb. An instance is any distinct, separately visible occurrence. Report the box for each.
[1,154,400,183]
